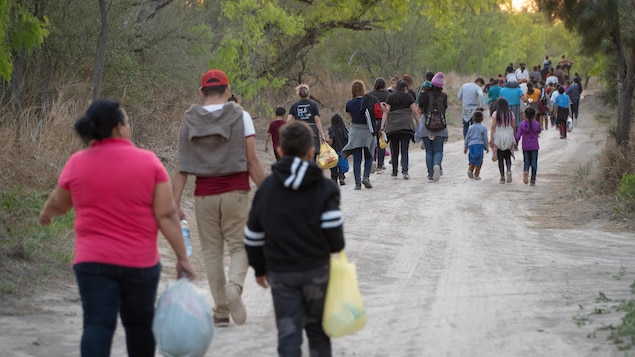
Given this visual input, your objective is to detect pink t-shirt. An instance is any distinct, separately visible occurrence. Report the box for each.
[58,138,169,267]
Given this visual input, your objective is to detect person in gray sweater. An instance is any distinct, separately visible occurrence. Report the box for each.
[173,69,265,328]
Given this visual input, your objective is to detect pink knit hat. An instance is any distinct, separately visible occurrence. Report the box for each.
[431,72,445,88]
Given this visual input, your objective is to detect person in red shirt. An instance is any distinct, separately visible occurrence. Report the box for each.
[264,107,287,161]
[39,98,196,356]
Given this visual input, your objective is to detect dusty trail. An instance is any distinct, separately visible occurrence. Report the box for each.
[1,94,635,357]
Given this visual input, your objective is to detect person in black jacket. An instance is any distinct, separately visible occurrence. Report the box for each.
[244,121,345,357]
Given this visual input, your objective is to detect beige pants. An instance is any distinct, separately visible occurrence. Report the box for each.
[195,190,249,318]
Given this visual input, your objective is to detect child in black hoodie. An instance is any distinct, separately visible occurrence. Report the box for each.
[244,121,345,356]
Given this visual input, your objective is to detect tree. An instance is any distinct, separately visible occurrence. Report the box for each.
[536,0,635,146]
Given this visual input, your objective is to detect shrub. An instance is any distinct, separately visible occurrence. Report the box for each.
[615,173,635,219]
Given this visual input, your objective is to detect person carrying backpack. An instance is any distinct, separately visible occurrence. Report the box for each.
[415,72,449,183]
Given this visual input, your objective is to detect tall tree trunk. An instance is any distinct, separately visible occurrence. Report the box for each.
[612,29,634,146]
[92,0,109,100]
[11,52,23,149]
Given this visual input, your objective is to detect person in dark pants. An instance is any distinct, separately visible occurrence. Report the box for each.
[39,99,196,357]
[245,121,345,357]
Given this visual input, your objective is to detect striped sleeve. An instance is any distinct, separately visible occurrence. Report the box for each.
[321,210,343,229]
[244,226,266,247]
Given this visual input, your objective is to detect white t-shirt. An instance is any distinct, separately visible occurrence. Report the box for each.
[545,76,559,86]
[203,104,256,137]
[515,69,530,82]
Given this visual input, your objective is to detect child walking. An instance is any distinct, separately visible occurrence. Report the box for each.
[490,97,516,184]
[464,111,489,180]
[264,107,287,161]
[244,121,345,357]
[327,114,349,186]
[515,107,542,186]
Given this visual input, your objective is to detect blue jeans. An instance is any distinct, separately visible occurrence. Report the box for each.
[388,133,411,175]
[571,99,580,120]
[352,147,373,185]
[523,150,539,182]
[375,119,386,168]
[268,265,331,357]
[463,119,472,139]
[73,262,161,357]
[423,136,445,179]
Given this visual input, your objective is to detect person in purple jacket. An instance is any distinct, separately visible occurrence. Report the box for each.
[515,107,542,186]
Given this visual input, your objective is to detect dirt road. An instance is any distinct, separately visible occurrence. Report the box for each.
[2,94,635,356]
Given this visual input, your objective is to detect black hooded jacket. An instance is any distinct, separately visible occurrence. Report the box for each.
[244,156,345,276]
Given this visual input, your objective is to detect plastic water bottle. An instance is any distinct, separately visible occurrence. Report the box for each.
[181,219,193,257]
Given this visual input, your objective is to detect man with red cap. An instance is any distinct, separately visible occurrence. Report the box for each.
[173,69,265,327]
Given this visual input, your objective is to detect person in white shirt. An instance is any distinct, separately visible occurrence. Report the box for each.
[515,63,530,82]
[457,77,486,138]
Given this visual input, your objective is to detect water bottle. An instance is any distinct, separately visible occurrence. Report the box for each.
[181,219,193,257]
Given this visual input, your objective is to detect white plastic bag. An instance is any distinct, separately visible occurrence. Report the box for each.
[153,278,214,357]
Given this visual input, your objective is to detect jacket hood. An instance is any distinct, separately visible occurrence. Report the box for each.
[272,156,325,190]
[503,81,520,89]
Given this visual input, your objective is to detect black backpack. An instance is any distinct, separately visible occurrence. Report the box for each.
[425,92,446,131]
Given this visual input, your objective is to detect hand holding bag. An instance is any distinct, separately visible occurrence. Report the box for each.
[322,251,367,338]
[153,278,214,357]
[317,142,339,169]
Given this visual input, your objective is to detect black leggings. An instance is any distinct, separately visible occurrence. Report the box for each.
[497,149,512,177]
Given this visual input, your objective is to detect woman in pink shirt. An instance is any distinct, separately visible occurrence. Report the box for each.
[39,99,196,357]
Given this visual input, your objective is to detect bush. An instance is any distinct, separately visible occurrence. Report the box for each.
[615,173,635,219]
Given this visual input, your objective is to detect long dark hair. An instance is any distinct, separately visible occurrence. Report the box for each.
[495,97,513,127]
[74,99,125,144]
[390,80,411,108]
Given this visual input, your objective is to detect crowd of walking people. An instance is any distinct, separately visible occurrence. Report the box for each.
[271,56,580,190]
[38,56,582,356]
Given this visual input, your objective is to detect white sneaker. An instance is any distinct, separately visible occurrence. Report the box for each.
[376,168,383,174]
[432,165,440,182]
[506,171,512,183]
[225,284,246,325]
[370,162,377,173]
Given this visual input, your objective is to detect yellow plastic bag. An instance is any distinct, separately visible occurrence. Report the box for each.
[379,131,387,149]
[322,251,367,338]
[317,142,339,169]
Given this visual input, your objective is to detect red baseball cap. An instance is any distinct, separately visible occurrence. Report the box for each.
[200,69,229,88]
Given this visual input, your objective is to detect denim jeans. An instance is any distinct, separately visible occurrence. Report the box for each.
[423,136,445,179]
[462,119,472,139]
[388,133,411,175]
[571,99,580,120]
[375,119,386,168]
[352,147,373,185]
[268,265,331,357]
[73,262,161,357]
[523,150,539,182]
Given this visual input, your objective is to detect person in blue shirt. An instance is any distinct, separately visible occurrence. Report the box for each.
[554,86,571,139]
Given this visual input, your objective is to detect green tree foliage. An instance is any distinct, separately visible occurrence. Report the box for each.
[536,0,635,146]
[0,0,49,81]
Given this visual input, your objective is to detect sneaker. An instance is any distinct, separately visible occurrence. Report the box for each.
[380,165,387,170]
[362,177,373,188]
[432,165,440,182]
[467,171,474,179]
[225,284,246,325]
[474,176,482,181]
[214,316,230,328]
[428,178,434,183]
[506,171,512,183]
[500,178,506,184]
[339,178,346,186]
[530,180,536,186]
[440,169,444,176]
[354,184,361,190]
[376,168,383,174]
[403,174,410,180]
[523,171,529,185]
[370,162,377,174]
[391,173,398,179]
